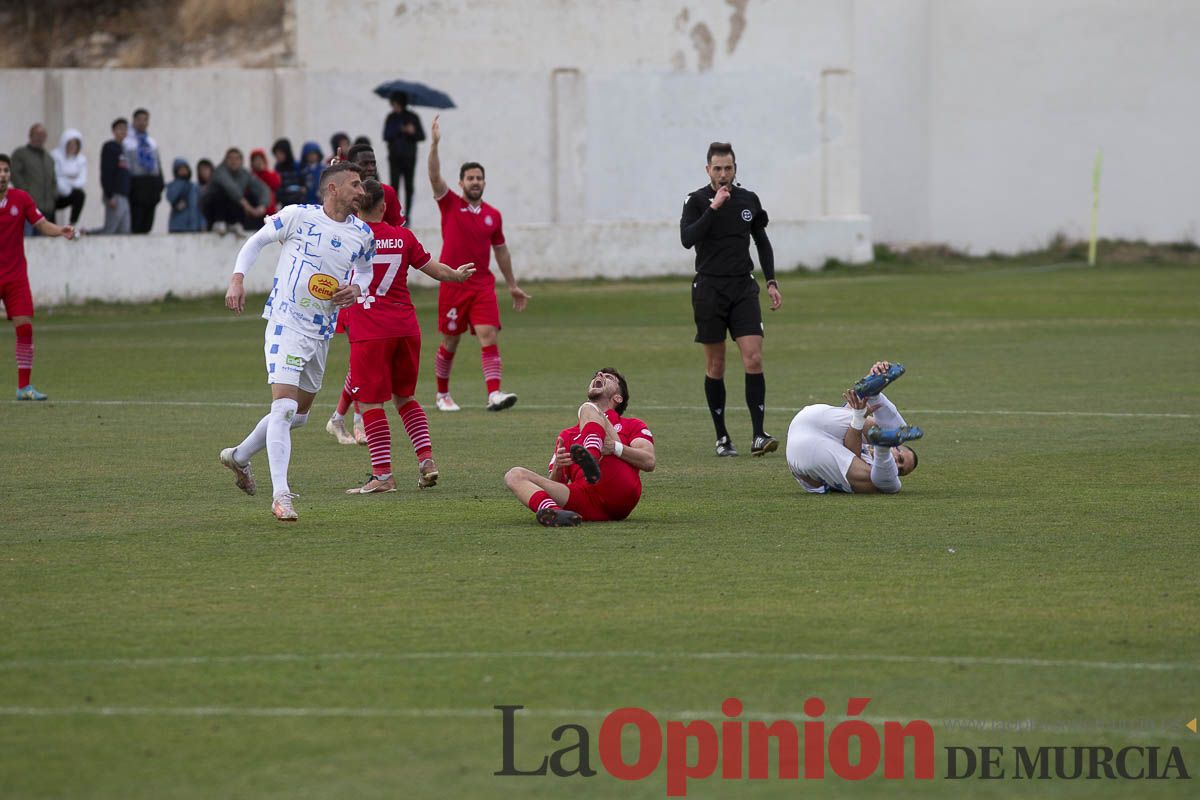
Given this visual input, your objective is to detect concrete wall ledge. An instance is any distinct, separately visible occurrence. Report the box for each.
[25,217,871,306]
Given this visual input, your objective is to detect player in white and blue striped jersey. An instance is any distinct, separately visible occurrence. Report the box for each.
[219,162,375,521]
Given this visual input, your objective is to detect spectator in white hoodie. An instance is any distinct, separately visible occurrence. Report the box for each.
[51,128,87,225]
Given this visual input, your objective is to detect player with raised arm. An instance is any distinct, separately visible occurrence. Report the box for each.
[218,162,374,521]
[341,179,475,494]
[0,153,77,401]
[427,115,530,413]
[504,369,656,527]
[785,361,923,495]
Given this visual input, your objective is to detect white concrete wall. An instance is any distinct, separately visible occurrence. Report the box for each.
[857,0,1200,251]
[25,218,871,306]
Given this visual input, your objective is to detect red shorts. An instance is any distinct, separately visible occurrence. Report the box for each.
[0,277,34,319]
[349,335,421,402]
[565,479,641,522]
[438,282,500,336]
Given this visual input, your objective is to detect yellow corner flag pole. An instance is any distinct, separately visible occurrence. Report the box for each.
[1088,149,1103,266]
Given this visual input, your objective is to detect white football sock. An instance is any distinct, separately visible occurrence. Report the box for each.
[267,398,299,497]
[870,445,901,493]
[233,413,271,465]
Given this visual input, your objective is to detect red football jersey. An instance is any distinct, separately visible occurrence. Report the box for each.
[343,220,432,341]
[553,409,655,497]
[436,189,505,286]
[0,189,44,281]
[382,183,406,227]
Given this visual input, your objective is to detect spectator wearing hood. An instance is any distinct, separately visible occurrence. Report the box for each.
[272,138,304,208]
[51,128,87,225]
[250,149,280,216]
[12,123,57,223]
[166,158,202,233]
[299,141,324,205]
[201,147,270,234]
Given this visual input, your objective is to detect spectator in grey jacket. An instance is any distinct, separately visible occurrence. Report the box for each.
[201,148,269,234]
[166,158,202,233]
[96,118,132,234]
[12,123,57,224]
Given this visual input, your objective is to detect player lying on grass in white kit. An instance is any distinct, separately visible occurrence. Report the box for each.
[785,361,923,494]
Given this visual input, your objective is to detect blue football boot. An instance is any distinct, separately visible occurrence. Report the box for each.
[866,424,924,447]
[15,385,47,401]
[853,363,905,398]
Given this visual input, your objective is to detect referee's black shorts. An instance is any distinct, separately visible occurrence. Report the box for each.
[691,274,763,344]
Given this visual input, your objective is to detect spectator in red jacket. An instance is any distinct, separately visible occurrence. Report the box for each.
[250,149,280,216]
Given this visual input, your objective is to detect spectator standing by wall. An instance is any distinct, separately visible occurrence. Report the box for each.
[272,139,304,208]
[166,158,202,233]
[51,128,87,225]
[98,118,131,235]
[124,108,164,233]
[11,124,57,224]
[383,93,425,218]
[250,149,280,215]
[196,158,215,229]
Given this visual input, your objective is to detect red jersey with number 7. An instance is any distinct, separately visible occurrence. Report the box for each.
[342,220,432,341]
[435,188,504,287]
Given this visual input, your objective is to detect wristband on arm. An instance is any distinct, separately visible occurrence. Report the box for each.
[851,407,868,430]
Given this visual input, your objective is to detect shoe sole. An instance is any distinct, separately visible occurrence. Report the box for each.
[569,444,602,484]
[866,425,924,447]
[536,508,582,527]
[751,439,779,457]
[486,395,518,412]
[853,364,906,398]
[219,449,256,496]
[716,449,738,457]
[346,485,397,494]
[418,471,439,490]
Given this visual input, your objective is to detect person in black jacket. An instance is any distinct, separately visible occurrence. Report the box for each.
[680,141,783,458]
[97,118,131,234]
[382,92,425,218]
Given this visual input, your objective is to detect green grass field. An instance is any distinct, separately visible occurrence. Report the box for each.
[2,259,1198,798]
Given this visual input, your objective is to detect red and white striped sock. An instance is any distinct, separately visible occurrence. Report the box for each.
[397,399,433,462]
[528,490,559,513]
[481,344,502,394]
[579,421,605,460]
[435,346,455,394]
[15,323,33,388]
[335,370,353,417]
[362,407,392,478]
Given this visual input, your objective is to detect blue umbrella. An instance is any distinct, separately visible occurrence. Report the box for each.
[373,80,456,109]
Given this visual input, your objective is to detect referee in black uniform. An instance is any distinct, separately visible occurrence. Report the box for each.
[680,141,782,457]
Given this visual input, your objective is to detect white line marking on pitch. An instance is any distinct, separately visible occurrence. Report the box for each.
[1,650,1194,672]
[0,705,1186,739]
[15,398,1198,419]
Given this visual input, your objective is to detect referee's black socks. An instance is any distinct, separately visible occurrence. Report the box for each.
[746,372,766,438]
[704,376,730,440]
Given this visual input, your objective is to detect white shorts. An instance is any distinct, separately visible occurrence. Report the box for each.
[264,322,329,393]
[785,404,856,494]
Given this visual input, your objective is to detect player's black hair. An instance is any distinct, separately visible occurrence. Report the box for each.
[459,162,485,180]
[347,143,375,164]
[597,367,629,416]
[706,141,736,164]
[0,153,9,167]
[361,178,385,213]
[112,117,128,131]
[907,447,919,472]
[353,135,372,147]
[319,161,363,193]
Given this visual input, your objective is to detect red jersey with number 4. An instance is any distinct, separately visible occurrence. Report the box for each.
[343,220,432,341]
[436,189,504,287]
[553,410,655,500]
[0,189,44,281]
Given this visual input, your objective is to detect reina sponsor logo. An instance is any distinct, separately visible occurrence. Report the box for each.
[307,274,338,301]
